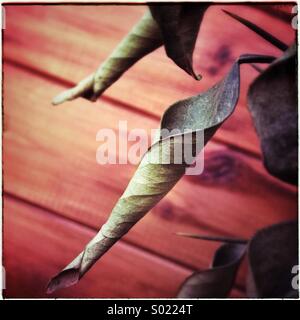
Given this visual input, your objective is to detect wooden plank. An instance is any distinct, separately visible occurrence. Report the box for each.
[3,194,191,298]
[3,195,245,298]
[3,63,297,276]
[3,4,296,155]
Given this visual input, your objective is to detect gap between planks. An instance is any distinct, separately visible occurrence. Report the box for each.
[4,57,261,160]
[3,190,246,294]
[6,62,298,284]
[3,191,247,295]
[4,60,297,268]
[4,190,195,274]
[3,4,295,156]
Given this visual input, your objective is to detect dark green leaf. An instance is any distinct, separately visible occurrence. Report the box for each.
[177,243,246,298]
[248,44,297,185]
[247,220,298,298]
[149,3,209,79]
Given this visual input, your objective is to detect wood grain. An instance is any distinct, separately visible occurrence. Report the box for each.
[3,63,297,273]
[3,4,297,298]
[3,195,190,298]
[3,5,296,155]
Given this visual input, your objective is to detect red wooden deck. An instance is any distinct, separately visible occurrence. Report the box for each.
[2,4,297,298]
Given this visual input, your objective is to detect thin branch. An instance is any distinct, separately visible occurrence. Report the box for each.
[223,9,288,51]
[250,63,264,73]
[176,232,248,244]
[238,54,276,65]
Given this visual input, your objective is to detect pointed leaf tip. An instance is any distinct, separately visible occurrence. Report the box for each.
[52,92,66,106]
[149,4,209,78]
[52,10,162,105]
[52,88,76,106]
[46,268,80,294]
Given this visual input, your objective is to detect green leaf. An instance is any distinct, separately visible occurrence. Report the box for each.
[149,3,209,79]
[248,44,297,185]
[47,54,274,293]
[52,10,162,105]
[247,220,298,298]
[177,243,246,298]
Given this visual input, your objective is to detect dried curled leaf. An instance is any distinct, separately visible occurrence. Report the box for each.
[47,54,273,293]
[247,221,298,298]
[248,44,297,185]
[52,10,162,105]
[177,243,246,298]
[149,3,209,79]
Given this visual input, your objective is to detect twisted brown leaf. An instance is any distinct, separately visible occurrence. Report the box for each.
[177,243,246,298]
[47,54,274,293]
